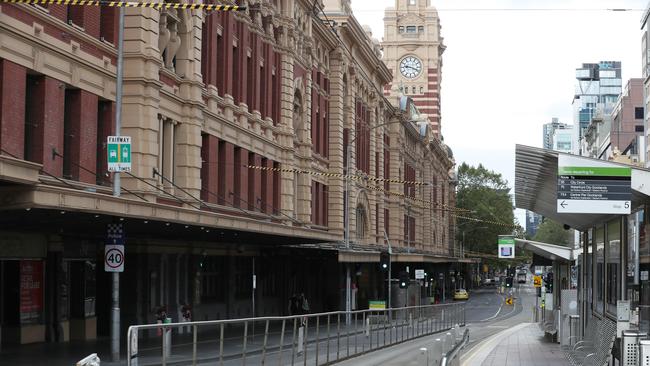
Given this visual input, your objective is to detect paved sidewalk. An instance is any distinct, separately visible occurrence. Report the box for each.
[470,323,568,366]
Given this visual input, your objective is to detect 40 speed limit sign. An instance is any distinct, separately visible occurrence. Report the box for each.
[104,244,125,272]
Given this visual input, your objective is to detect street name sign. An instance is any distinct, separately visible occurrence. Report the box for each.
[498,235,515,259]
[107,136,132,172]
[557,155,631,214]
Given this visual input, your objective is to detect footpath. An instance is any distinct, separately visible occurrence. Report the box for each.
[460,283,568,366]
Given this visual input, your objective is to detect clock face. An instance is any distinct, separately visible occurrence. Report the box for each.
[399,56,422,78]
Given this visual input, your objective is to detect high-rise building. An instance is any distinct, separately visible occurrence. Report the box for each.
[572,61,622,155]
[552,127,574,153]
[526,210,542,238]
[542,118,571,150]
[382,0,445,136]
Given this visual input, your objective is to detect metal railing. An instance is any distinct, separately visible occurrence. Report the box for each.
[127,302,465,366]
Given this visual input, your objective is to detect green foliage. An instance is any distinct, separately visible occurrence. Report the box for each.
[532,218,572,246]
[456,163,515,255]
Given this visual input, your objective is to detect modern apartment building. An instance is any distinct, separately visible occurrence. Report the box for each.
[572,61,622,155]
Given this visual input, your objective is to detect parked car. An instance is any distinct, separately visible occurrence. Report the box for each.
[454,289,469,301]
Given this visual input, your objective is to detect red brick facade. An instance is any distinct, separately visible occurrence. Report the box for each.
[0,60,26,159]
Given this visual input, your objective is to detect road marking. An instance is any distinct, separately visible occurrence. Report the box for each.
[461,323,531,366]
[481,294,504,321]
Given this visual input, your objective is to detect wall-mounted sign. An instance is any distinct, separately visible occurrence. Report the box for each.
[498,235,515,259]
[557,155,631,214]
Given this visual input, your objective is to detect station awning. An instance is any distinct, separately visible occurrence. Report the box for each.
[515,238,574,262]
[515,144,650,231]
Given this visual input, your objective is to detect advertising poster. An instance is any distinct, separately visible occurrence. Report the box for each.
[20,260,44,323]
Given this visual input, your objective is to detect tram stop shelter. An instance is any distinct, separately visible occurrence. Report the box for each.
[515,144,650,363]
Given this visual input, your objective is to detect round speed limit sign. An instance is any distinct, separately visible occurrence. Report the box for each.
[105,244,125,272]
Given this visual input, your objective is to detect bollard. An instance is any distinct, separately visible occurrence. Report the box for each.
[366,317,370,337]
[297,326,304,354]
[419,347,429,366]
[163,317,172,358]
[445,332,454,353]
[431,338,444,365]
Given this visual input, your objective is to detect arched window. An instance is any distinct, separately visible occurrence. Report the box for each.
[356,205,367,241]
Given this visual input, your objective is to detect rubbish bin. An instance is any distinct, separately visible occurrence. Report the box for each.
[622,330,648,366]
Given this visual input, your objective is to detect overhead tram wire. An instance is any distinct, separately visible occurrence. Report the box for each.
[350,7,643,13]
[0,0,247,11]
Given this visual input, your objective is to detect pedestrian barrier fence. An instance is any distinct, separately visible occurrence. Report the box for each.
[126,302,465,366]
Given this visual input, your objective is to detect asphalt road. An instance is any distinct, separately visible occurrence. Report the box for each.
[330,281,535,366]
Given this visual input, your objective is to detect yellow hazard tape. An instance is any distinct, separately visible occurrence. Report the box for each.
[4,0,247,11]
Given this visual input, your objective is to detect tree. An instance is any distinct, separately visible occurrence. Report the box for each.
[456,163,515,255]
[532,218,572,246]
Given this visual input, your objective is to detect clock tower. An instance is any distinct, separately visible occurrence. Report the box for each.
[382,0,445,136]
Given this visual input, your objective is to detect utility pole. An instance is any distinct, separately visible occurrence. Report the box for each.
[111,7,125,362]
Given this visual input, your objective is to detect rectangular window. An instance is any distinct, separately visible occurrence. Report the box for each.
[160,118,176,190]
[636,107,644,120]
[216,33,225,95]
[24,75,39,163]
[97,101,113,185]
[406,26,417,33]
[418,26,424,33]
[398,26,405,33]
[232,46,240,104]
[636,125,644,132]
[63,89,74,179]
[99,7,116,43]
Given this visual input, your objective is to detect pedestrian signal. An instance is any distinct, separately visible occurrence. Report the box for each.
[380,251,390,272]
[398,271,409,289]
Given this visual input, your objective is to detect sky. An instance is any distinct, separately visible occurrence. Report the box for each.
[351,0,646,227]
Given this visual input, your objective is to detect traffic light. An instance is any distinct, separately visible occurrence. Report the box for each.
[505,276,513,288]
[544,273,553,293]
[380,251,390,272]
[398,271,410,289]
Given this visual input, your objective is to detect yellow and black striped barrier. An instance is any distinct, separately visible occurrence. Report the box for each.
[1,0,247,11]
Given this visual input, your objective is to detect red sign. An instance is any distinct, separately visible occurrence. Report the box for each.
[20,260,43,321]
